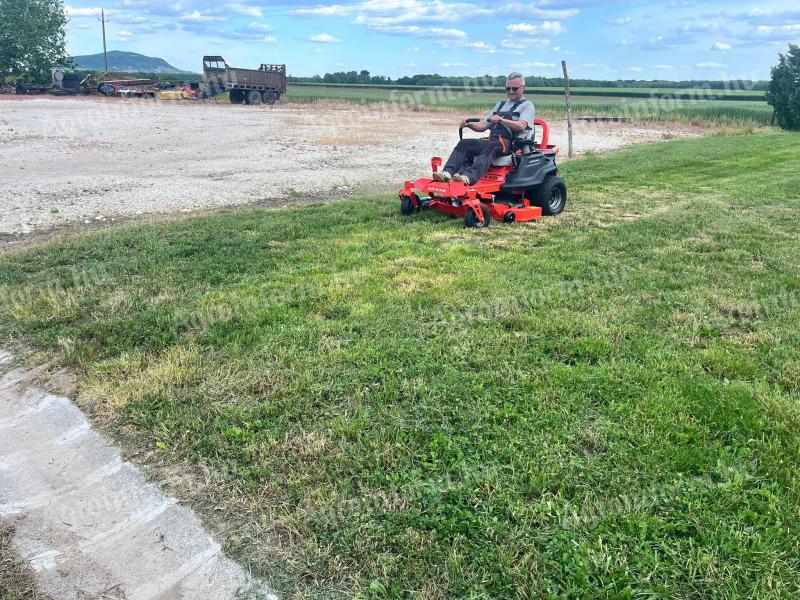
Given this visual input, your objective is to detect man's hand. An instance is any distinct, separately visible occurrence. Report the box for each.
[489,115,504,126]
[461,118,489,132]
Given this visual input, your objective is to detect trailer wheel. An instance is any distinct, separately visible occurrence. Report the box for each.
[245,90,263,105]
[229,89,244,104]
[464,204,491,228]
[263,91,277,105]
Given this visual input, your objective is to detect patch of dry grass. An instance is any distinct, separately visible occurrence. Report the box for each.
[0,524,52,600]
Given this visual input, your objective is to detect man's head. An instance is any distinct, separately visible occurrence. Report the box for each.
[505,72,525,101]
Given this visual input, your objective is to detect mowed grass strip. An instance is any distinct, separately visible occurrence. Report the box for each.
[1,132,800,598]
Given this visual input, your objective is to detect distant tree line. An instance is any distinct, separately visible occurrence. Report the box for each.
[288,71,768,91]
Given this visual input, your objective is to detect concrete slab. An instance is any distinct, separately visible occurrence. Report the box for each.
[0,350,278,600]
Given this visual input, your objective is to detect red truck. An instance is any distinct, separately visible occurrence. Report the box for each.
[202,56,286,105]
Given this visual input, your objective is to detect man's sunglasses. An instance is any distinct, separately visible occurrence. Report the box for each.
[505,86,521,92]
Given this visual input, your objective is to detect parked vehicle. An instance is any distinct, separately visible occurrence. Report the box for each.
[202,56,286,105]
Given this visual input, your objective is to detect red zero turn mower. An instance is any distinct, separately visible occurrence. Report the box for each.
[398,118,567,228]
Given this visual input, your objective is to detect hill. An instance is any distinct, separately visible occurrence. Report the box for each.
[71,51,190,74]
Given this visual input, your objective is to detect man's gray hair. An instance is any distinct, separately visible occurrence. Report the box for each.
[507,72,524,82]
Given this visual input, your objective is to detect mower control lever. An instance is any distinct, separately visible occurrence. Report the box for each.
[458,118,516,148]
[459,117,482,140]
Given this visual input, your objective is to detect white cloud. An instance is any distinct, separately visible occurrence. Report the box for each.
[464,41,497,53]
[180,10,226,22]
[501,38,550,49]
[426,27,466,38]
[696,62,727,68]
[368,25,466,38]
[713,42,732,50]
[248,22,272,32]
[295,0,575,22]
[262,35,278,44]
[506,21,566,35]
[655,64,674,70]
[310,33,341,43]
[440,62,468,68]
[64,5,103,17]
[756,23,800,40]
[296,4,350,17]
[226,3,262,17]
[627,66,643,72]
[511,61,556,69]
[610,16,632,25]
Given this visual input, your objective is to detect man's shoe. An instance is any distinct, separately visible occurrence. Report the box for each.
[453,173,472,185]
[432,171,453,182]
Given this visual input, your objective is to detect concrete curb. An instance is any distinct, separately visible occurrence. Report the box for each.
[0,350,277,600]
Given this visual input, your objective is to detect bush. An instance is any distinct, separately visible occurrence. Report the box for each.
[767,44,800,130]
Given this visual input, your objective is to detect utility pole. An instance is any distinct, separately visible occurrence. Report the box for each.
[561,60,574,158]
[99,9,110,72]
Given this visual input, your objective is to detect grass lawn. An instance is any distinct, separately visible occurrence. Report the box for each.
[1,132,800,598]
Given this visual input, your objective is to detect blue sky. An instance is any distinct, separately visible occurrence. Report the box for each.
[63,0,800,80]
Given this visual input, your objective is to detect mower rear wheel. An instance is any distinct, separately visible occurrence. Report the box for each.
[536,176,567,216]
[400,195,415,216]
[464,204,491,228]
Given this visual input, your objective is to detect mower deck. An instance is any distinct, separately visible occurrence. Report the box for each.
[401,171,544,224]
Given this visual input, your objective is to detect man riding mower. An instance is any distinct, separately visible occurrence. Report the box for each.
[398,72,567,228]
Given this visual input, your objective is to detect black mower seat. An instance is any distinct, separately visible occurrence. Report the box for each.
[492,155,515,167]
[492,137,536,167]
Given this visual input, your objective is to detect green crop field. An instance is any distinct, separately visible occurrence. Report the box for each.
[285,85,773,126]
[291,81,766,101]
[2,132,799,598]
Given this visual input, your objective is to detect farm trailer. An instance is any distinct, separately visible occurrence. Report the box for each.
[202,56,286,105]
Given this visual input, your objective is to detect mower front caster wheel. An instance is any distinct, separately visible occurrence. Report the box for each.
[400,195,416,216]
[464,204,491,228]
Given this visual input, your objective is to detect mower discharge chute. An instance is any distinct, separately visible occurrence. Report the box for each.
[398,118,567,228]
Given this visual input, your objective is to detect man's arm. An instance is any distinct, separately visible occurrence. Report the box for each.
[517,101,535,131]
[462,118,489,132]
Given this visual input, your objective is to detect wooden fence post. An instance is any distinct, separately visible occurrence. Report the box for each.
[561,60,574,158]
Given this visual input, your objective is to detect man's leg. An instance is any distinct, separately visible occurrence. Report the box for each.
[462,139,505,184]
[442,139,484,176]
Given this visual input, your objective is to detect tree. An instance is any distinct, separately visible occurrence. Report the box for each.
[0,0,71,84]
[766,44,800,131]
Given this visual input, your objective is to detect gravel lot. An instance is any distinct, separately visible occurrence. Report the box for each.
[1,96,698,237]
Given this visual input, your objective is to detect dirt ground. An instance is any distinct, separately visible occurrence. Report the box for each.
[1,96,700,239]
